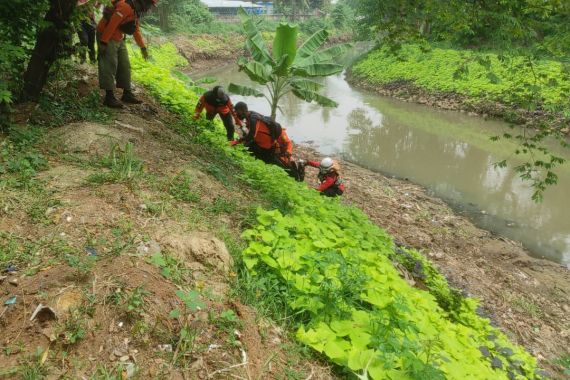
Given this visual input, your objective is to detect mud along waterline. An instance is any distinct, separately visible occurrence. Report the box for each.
[193,65,570,268]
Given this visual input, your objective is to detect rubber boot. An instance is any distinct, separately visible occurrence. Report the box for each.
[121,89,142,104]
[103,90,123,108]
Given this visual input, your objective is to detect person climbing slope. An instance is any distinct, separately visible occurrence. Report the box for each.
[231,102,304,181]
[302,157,345,197]
[97,0,155,108]
[194,86,242,141]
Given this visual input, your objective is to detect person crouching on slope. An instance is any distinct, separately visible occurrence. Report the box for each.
[194,86,243,141]
[303,157,345,197]
[97,0,156,108]
[231,102,305,181]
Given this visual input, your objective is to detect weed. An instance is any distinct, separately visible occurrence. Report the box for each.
[148,251,191,285]
[65,252,97,279]
[203,162,229,186]
[124,286,150,319]
[554,354,570,376]
[512,297,543,319]
[207,196,237,214]
[168,172,200,202]
[90,364,124,380]
[26,195,61,225]
[86,143,143,185]
[19,348,47,380]
[62,309,87,345]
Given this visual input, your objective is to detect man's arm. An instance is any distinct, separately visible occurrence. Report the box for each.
[194,95,206,119]
[317,176,336,192]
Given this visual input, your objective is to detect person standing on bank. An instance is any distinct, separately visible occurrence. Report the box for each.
[97,0,155,108]
[77,0,98,64]
[194,86,243,141]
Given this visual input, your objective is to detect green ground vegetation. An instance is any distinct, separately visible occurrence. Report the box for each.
[131,42,545,380]
[352,44,570,114]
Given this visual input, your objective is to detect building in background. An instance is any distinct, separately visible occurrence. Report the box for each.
[201,0,264,16]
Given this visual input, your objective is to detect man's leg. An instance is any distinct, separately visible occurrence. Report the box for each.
[206,112,216,121]
[77,22,89,63]
[86,23,96,63]
[219,112,235,141]
[98,39,122,108]
[116,40,141,104]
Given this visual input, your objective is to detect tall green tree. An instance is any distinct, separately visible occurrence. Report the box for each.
[229,9,349,120]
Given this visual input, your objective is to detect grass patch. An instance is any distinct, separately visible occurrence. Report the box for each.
[352,44,570,112]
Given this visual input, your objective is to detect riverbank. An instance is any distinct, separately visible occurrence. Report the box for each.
[347,45,570,132]
[296,145,570,377]
[170,35,570,375]
[0,65,336,378]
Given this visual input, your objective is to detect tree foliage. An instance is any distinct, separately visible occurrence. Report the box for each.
[229,9,349,120]
[346,0,570,201]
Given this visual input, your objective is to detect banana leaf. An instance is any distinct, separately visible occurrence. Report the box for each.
[291,88,338,107]
[228,83,264,97]
[273,23,298,70]
[240,61,272,84]
[289,78,324,92]
[292,63,344,77]
[296,29,329,59]
[295,43,352,66]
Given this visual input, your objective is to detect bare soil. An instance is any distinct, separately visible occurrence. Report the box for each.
[0,82,335,379]
[297,144,570,378]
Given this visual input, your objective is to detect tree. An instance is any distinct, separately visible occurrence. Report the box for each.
[229,9,349,120]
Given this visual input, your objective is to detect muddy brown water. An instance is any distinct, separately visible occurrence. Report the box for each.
[193,66,570,268]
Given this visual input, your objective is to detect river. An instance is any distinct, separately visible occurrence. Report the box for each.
[193,65,570,268]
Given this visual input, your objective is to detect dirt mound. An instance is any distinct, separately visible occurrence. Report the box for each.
[53,122,134,156]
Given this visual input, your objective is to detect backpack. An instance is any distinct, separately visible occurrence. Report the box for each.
[102,0,137,35]
[249,112,282,141]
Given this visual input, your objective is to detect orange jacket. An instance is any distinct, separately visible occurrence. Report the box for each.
[245,116,292,163]
[195,93,242,126]
[274,129,293,164]
[96,0,145,48]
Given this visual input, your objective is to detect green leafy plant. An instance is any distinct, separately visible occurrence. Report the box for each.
[229,9,350,119]
[130,44,544,380]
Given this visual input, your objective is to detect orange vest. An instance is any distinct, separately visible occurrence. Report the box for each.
[96,0,145,48]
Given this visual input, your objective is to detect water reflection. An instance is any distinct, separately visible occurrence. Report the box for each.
[194,65,570,267]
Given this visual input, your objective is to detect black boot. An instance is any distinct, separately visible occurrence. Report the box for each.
[121,89,142,104]
[103,90,123,108]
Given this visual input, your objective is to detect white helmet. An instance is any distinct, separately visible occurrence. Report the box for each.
[320,157,334,171]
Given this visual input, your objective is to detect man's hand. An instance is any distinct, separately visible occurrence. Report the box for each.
[98,42,107,57]
[141,47,149,61]
[193,113,200,120]
[230,140,240,146]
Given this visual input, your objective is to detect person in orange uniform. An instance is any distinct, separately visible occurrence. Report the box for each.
[97,0,155,108]
[303,157,345,197]
[232,101,296,171]
[231,102,305,181]
[194,86,242,141]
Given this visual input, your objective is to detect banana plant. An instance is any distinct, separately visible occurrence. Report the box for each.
[229,8,350,120]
